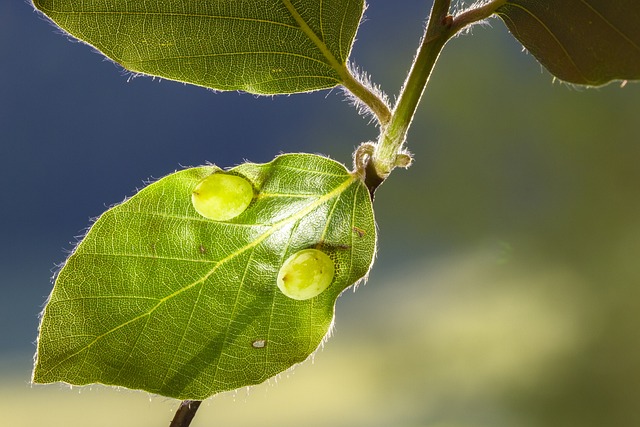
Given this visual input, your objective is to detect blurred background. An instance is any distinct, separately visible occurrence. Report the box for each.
[2,1,639,426]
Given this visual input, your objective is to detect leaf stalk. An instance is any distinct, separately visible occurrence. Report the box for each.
[280,0,391,125]
[341,70,392,125]
[449,0,507,35]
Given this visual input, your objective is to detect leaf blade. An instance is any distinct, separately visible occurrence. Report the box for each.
[497,0,640,85]
[33,0,364,94]
[33,154,376,400]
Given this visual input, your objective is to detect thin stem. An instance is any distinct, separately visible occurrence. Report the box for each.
[170,400,202,427]
[367,0,507,185]
[372,0,453,179]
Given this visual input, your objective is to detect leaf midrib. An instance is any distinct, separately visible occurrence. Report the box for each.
[280,0,346,74]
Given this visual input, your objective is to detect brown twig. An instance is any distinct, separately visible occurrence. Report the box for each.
[169,400,202,427]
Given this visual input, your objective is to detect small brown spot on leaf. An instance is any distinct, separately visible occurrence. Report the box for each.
[353,227,366,238]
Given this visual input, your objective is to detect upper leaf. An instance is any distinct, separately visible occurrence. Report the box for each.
[33,0,364,94]
[33,154,376,400]
[496,0,640,86]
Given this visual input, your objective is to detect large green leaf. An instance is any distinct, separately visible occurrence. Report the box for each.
[496,0,640,86]
[33,0,364,94]
[33,154,376,400]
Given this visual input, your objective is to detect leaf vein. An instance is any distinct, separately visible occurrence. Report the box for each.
[40,9,301,31]
[53,175,357,364]
[500,3,589,83]
[126,51,333,69]
[578,0,640,53]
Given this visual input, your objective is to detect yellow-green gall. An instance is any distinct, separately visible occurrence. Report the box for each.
[277,249,335,300]
[191,173,253,221]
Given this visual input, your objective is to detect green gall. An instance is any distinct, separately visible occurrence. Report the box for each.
[277,249,335,300]
[191,173,253,221]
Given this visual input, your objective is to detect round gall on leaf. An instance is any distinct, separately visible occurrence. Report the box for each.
[191,173,253,221]
[277,249,335,300]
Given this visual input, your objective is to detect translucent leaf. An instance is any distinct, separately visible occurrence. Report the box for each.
[33,154,376,400]
[33,0,364,94]
[497,0,640,86]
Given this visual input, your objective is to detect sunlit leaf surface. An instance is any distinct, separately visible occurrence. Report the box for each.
[33,0,364,94]
[33,154,376,400]
[497,0,640,85]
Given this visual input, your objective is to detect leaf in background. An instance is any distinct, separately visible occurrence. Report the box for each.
[496,0,640,86]
[33,154,376,400]
[33,0,364,94]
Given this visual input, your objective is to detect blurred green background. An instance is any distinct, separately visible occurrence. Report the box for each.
[2,1,639,426]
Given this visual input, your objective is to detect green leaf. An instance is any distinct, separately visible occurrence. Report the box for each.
[33,154,376,400]
[33,0,364,94]
[496,0,640,86]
